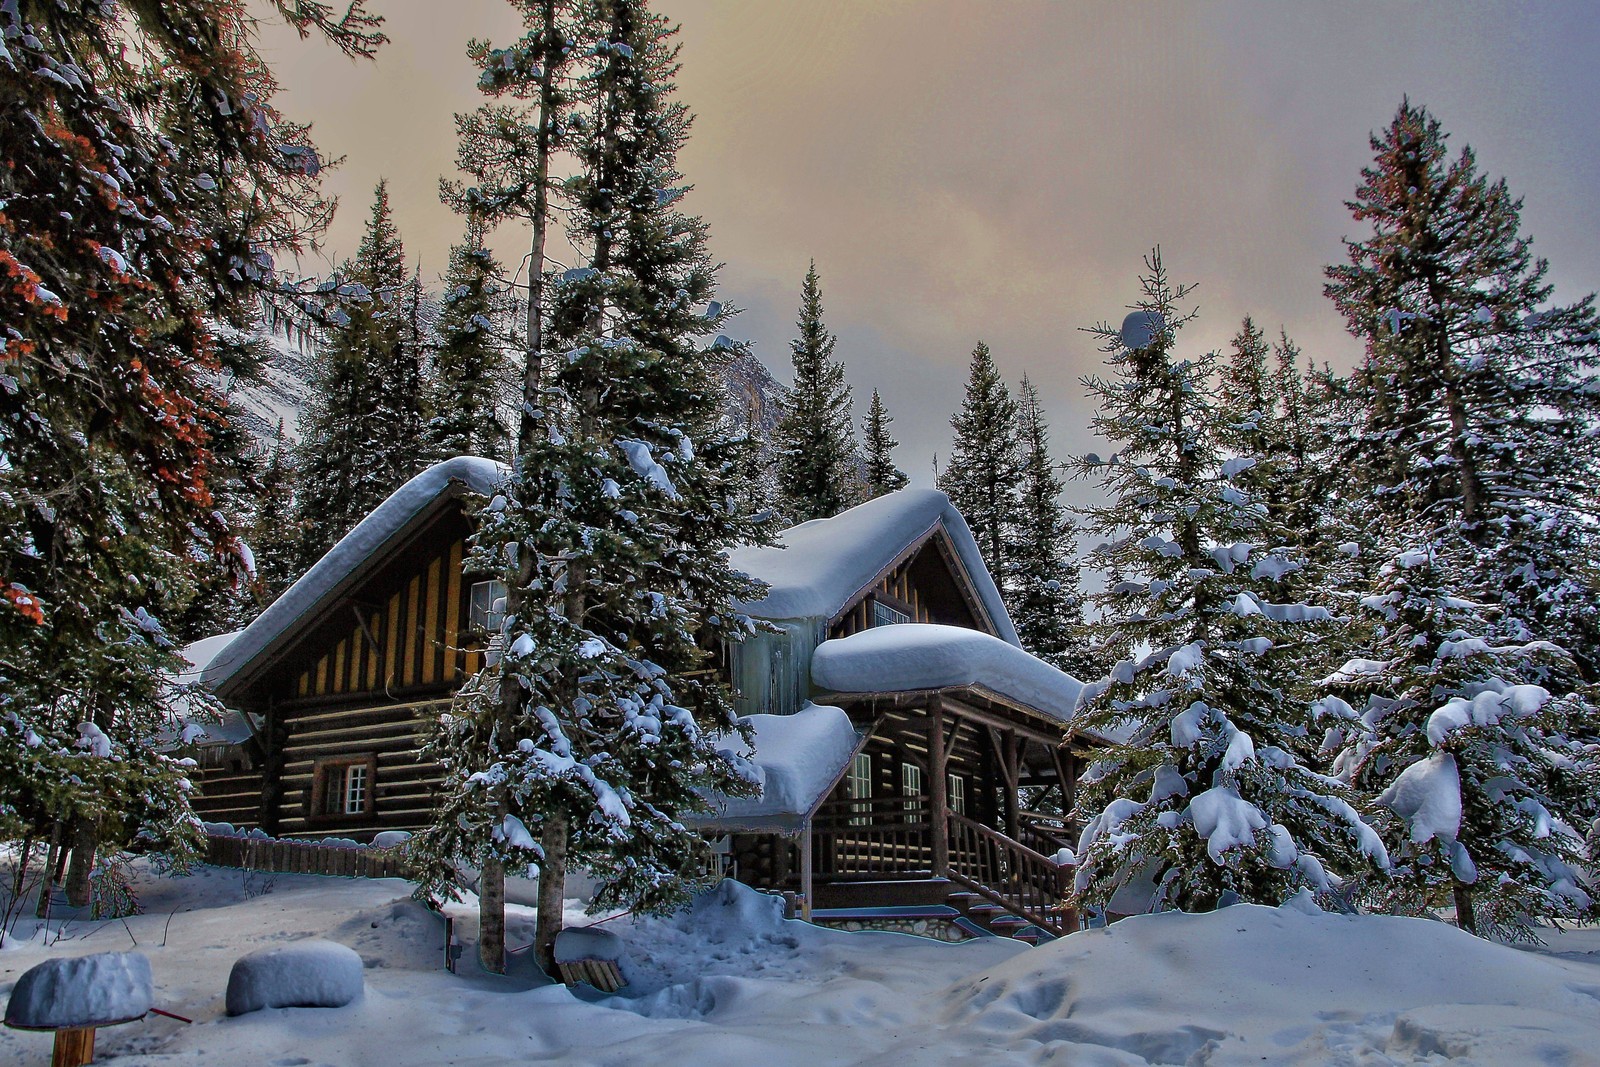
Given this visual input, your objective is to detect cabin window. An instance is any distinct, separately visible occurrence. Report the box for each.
[469,580,507,634]
[847,751,872,827]
[872,600,911,628]
[310,755,376,820]
[948,773,966,816]
[900,761,923,813]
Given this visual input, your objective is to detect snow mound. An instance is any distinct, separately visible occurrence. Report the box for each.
[4,952,152,1030]
[225,940,364,1016]
[942,902,1600,1065]
[555,926,624,964]
[813,624,1082,722]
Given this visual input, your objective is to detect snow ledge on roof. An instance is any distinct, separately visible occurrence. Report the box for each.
[694,703,864,831]
[811,624,1083,724]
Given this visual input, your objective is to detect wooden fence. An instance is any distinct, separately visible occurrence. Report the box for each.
[204,833,412,880]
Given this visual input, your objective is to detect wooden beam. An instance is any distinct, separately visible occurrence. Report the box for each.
[799,821,814,921]
[929,697,949,878]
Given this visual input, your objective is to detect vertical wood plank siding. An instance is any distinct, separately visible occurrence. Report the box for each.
[294,540,480,700]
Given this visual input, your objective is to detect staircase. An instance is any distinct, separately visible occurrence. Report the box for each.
[945,812,1078,942]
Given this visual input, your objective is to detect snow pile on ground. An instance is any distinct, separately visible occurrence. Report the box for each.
[813,623,1083,722]
[4,860,1599,1066]
[225,940,364,1016]
[4,952,152,1029]
[943,902,1600,1065]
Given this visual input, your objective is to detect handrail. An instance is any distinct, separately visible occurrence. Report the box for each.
[946,811,1076,936]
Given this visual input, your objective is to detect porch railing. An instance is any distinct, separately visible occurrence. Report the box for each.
[947,812,1075,936]
[812,795,932,877]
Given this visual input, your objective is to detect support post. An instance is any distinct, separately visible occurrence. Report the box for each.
[1002,730,1021,841]
[928,698,949,878]
[799,820,814,921]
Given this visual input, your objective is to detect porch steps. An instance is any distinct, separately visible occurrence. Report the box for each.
[943,892,1057,946]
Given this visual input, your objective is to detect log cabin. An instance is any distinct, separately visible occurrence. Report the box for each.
[186,457,1096,937]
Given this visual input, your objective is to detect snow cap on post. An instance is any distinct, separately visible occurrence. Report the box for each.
[4,952,153,1031]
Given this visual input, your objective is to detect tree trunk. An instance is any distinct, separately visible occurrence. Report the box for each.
[1452,882,1477,936]
[533,813,568,979]
[478,857,506,974]
[37,821,63,918]
[64,820,97,908]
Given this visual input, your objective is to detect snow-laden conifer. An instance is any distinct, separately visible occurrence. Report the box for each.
[862,389,909,498]
[413,0,763,977]
[1318,539,1596,938]
[1325,100,1600,686]
[1010,377,1089,676]
[428,218,514,462]
[1071,254,1389,914]
[294,183,425,566]
[774,262,861,521]
[0,0,381,903]
[938,342,1021,593]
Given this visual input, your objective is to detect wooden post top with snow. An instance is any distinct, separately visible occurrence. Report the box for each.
[178,459,1098,940]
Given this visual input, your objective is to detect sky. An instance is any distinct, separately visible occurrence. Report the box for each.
[255,1,1600,490]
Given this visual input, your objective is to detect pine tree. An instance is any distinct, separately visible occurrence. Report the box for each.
[1070,253,1389,914]
[293,182,419,566]
[861,389,909,498]
[1319,538,1596,938]
[0,0,382,900]
[428,218,513,461]
[413,0,761,977]
[1317,101,1600,934]
[774,261,860,521]
[938,342,1021,588]
[1010,377,1089,675]
[249,421,305,607]
[416,0,586,976]
[1324,100,1600,685]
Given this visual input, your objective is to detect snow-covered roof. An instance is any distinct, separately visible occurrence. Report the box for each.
[693,703,866,832]
[203,457,508,695]
[730,489,1019,644]
[173,631,254,744]
[811,624,1084,724]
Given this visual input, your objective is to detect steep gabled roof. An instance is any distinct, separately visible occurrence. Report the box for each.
[202,457,507,697]
[729,489,1019,645]
[203,462,1019,698]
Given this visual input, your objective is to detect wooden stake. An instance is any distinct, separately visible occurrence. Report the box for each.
[51,1027,94,1067]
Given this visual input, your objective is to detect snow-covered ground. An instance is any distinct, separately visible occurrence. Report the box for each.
[4,862,1600,1066]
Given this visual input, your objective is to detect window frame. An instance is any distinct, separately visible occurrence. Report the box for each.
[468,579,508,636]
[308,754,377,822]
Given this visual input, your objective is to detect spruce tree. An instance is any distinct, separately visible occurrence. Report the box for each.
[416,0,586,975]
[1317,101,1600,934]
[428,218,513,461]
[938,342,1021,589]
[0,0,382,901]
[1071,254,1389,914]
[249,421,305,607]
[293,182,417,566]
[1325,100,1600,685]
[774,261,860,521]
[1319,539,1596,938]
[1011,377,1089,676]
[862,389,909,498]
[414,0,761,977]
